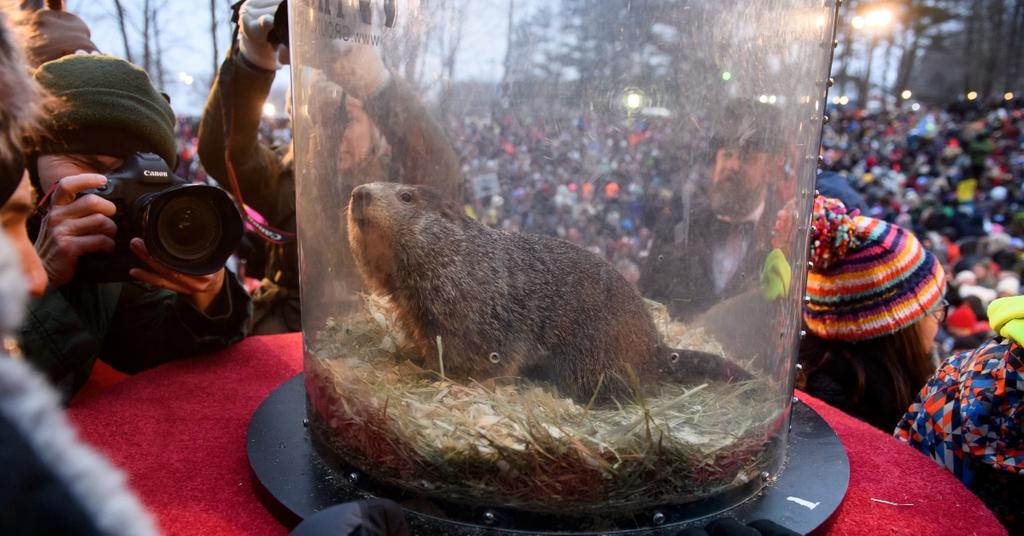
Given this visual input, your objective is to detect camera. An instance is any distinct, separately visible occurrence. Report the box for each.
[266,0,289,48]
[76,153,244,282]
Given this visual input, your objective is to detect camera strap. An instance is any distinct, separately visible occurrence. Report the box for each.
[218,0,296,246]
[35,174,61,214]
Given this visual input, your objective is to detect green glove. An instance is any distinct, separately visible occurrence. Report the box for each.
[760,248,792,301]
[988,295,1024,345]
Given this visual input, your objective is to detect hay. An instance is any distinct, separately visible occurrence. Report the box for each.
[306,294,785,513]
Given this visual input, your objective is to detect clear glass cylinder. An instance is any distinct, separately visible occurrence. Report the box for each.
[292,0,834,524]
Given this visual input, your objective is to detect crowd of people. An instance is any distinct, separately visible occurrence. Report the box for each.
[436,101,1024,357]
[0,0,1021,534]
[819,103,1024,352]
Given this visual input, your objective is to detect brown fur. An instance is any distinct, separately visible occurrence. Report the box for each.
[348,182,745,402]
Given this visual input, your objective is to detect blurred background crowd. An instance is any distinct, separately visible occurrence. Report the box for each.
[172,96,1024,356]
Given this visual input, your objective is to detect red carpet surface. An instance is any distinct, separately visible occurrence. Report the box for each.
[67,333,1006,536]
[71,361,130,404]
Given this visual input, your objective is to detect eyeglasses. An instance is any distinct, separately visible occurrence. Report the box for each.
[930,299,951,323]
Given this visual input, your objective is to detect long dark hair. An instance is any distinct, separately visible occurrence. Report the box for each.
[797,321,935,421]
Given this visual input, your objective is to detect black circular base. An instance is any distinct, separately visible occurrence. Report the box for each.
[248,374,848,535]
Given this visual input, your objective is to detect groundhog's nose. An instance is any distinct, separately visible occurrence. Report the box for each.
[351,185,372,205]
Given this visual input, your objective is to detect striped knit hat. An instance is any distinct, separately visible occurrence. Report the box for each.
[804,196,945,342]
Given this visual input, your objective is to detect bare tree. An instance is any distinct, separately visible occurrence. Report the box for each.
[980,0,1007,96]
[112,0,135,64]
[502,0,514,86]
[893,0,931,99]
[141,0,152,76]
[964,0,981,94]
[380,0,434,90]
[1007,0,1024,91]
[152,0,168,89]
[210,0,219,79]
[435,0,468,120]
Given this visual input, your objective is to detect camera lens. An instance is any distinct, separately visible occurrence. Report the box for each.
[144,184,243,275]
[155,197,223,261]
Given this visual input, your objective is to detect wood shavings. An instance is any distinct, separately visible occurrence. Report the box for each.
[870,498,915,506]
[306,293,784,514]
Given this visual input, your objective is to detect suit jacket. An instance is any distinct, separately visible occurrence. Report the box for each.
[640,192,775,321]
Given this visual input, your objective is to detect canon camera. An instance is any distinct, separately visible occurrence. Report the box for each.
[76,153,243,282]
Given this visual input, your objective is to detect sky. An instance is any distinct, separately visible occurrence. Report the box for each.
[67,0,514,116]
[68,0,283,114]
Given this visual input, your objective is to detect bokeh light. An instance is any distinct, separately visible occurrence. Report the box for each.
[625,91,643,110]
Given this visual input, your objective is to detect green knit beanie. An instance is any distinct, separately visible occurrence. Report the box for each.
[32,54,176,167]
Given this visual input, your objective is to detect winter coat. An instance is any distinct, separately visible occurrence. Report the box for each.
[896,338,1024,533]
[0,356,157,535]
[19,275,250,402]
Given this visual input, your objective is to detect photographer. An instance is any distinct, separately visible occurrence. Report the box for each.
[20,54,251,401]
[198,0,298,334]
[198,0,462,334]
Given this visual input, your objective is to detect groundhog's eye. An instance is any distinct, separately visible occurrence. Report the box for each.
[399,191,414,203]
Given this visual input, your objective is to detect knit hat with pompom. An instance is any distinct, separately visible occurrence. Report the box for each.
[804,195,946,342]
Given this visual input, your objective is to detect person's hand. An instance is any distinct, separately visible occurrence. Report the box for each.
[330,41,390,99]
[306,68,346,108]
[35,174,117,286]
[128,238,226,313]
[239,0,285,70]
[327,4,390,99]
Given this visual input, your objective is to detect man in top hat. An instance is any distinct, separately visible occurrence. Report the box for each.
[641,98,791,321]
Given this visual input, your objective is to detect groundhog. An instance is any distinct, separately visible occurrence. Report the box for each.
[347,182,746,402]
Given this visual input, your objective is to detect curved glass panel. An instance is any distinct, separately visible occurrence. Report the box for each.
[291,0,834,525]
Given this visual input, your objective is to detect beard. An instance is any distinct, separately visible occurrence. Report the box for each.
[709,174,764,221]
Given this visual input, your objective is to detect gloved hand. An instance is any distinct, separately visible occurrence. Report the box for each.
[988,295,1024,344]
[326,3,391,99]
[239,0,286,70]
[760,248,792,301]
